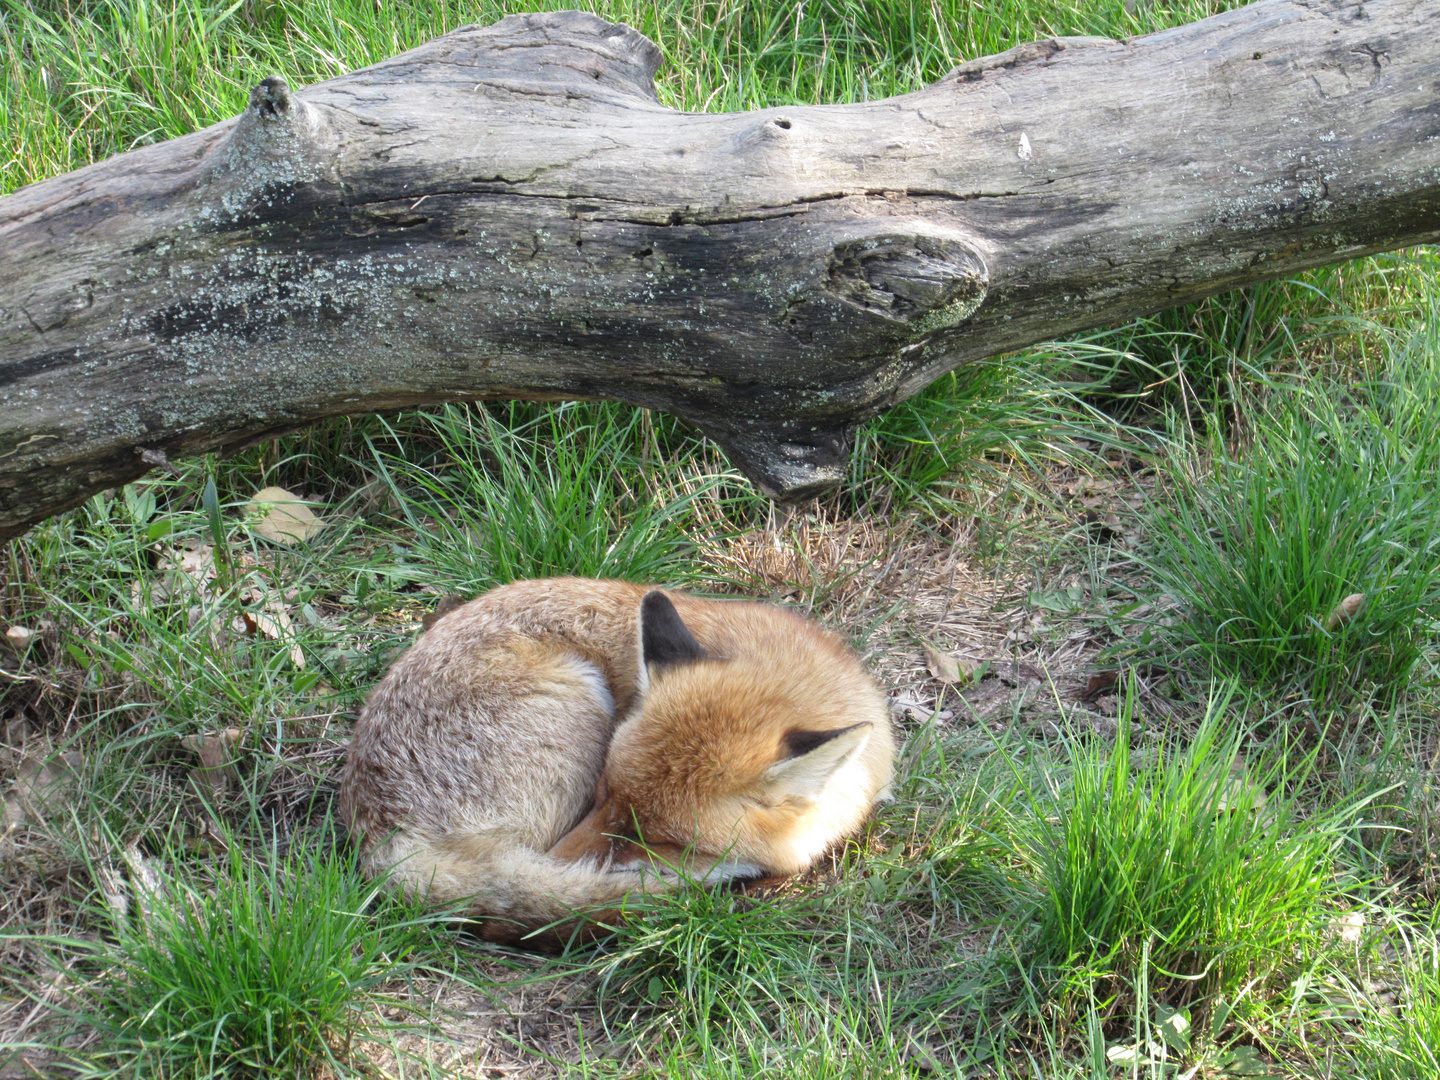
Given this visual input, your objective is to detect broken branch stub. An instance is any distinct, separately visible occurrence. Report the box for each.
[2,1,1438,536]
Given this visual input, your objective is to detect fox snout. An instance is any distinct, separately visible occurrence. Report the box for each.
[547,777,674,866]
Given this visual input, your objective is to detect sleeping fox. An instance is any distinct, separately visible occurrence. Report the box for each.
[337,577,894,943]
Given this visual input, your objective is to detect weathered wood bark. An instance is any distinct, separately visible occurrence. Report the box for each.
[2,1,1438,538]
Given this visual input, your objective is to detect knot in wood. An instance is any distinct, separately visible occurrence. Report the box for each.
[249,76,292,120]
[827,233,988,331]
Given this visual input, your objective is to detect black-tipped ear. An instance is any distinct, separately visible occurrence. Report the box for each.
[783,722,867,760]
[640,591,708,671]
[763,721,873,801]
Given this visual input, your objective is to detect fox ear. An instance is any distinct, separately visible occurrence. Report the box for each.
[637,591,708,693]
[759,722,872,802]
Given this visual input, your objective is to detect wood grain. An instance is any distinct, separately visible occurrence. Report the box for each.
[2,1,1437,536]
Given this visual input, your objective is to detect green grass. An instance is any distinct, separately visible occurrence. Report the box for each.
[24,820,445,1080]
[1128,293,1440,711]
[1024,686,1368,1013]
[2,0,1247,195]
[543,690,1397,1077]
[16,471,397,729]
[845,355,1127,521]
[364,402,748,595]
[590,882,824,1030]
[1354,942,1440,1080]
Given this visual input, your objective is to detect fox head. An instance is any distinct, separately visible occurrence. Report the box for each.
[549,591,878,879]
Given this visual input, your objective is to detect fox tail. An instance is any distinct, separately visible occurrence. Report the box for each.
[361,829,672,944]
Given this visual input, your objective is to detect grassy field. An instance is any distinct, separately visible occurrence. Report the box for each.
[3,0,1439,1076]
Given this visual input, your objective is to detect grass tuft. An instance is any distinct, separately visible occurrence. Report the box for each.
[590,881,822,1030]
[366,402,739,593]
[50,824,441,1079]
[846,356,1126,520]
[1024,685,1370,1016]
[1130,305,1440,709]
[1355,944,1440,1080]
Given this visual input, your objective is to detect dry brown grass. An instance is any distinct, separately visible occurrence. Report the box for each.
[699,484,1151,745]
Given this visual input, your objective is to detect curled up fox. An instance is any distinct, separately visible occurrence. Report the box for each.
[338,577,895,943]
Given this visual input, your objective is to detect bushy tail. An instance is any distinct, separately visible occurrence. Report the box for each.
[361,828,672,935]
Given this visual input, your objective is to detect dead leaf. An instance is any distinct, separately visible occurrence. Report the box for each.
[247,600,305,668]
[172,541,215,580]
[246,609,286,640]
[903,1031,942,1073]
[421,594,467,633]
[96,862,130,920]
[889,691,933,724]
[922,641,981,685]
[1324,592,1365,631]
[121,844,165,922]
[1329,911,1365,943]
[156,539,218,603]
[181,728,243,799]
[12,750,83,824]
[248,486,324,544]
[1028,586,1084,613]
[1082,510,1124,543]
[1216,755,1268,813]
[187,601,238,652]
[1079,670,1120,701]
[3,714,34,747]
[989,659,1043,686]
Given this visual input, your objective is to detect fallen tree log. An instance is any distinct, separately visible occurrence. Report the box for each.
[1,0,1438,539]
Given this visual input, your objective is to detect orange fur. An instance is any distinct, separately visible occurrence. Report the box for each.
[338,577,894,944]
